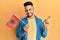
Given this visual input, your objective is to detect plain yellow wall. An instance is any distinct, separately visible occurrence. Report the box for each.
[0,0,60,40]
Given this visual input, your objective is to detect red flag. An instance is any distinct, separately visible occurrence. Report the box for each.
[6,14,20,29]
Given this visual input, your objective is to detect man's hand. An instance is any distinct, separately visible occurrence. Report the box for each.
[44,16,51,29]
[23,24,29,34]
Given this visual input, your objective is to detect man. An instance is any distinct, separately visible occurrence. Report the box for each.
[16,1,49,40]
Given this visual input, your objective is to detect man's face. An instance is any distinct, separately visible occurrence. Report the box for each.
[24,5,34,17]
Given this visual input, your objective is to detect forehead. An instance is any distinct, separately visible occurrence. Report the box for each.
[24,5,33,9]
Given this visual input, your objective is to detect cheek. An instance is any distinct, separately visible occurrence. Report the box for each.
[31,9,34,13]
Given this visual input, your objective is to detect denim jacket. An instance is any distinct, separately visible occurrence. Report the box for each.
[16,16,48,40]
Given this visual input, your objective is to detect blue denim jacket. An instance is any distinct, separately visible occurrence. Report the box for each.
[16,16,48,40]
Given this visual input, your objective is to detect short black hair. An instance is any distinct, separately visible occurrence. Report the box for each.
[24,1,33,6]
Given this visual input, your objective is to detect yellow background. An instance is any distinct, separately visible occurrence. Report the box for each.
[0,0,60,40]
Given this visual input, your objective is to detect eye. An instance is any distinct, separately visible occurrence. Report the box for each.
[29,9,31,11]
[25,10,28,12]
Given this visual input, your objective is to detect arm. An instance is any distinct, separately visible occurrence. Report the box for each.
[16,21,24,38]
[41,20,48,38]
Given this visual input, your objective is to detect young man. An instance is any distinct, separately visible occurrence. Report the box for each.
[16,1,49,40]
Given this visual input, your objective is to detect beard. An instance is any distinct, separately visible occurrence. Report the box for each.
[27,13,33,18]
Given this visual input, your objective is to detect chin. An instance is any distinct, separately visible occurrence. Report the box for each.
[27,14,33,17]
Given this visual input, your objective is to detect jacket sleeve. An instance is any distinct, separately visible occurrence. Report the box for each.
[41,19,48,38]
[16,20,24,38]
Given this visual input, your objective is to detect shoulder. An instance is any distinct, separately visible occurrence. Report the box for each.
[19,17,28,25]
[20,17,27,21]
[35,16,43,22]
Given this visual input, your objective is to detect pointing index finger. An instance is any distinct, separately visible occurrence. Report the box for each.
[46,16,51,20]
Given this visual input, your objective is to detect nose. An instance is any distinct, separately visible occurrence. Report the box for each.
[27,10,30,14]
[28,10,30,13]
